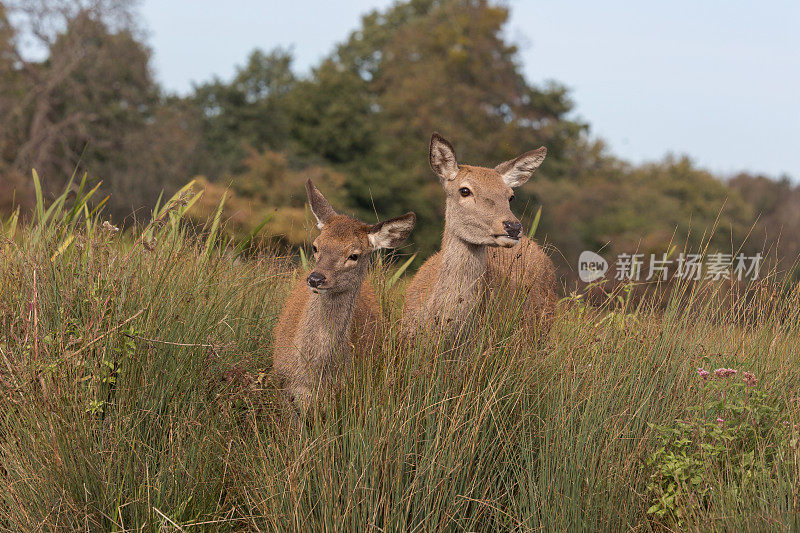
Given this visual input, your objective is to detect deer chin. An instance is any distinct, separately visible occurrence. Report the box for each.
[492,235,520,248]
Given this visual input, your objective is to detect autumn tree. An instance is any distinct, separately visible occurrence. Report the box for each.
[1,0,794,281]
[729,173,800,276]
[281,0,586,254]
[0,0,198,221]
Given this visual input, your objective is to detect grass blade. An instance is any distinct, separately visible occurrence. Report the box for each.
[32,169,45,225]
[527,206,542,239]
[386,253,417,289]
[203,192,227,259]
[50,235,75,262]
[2,207,19,240]
[234,212,274,259]
[299,248,309,270]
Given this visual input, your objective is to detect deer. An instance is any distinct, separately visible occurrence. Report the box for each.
[273,179,416,412]
[402,132,557,343]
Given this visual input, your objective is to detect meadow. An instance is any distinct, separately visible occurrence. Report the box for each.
[0,179,798,531]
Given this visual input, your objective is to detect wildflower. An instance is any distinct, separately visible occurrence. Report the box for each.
[742,371,757,387]
[714,367,737,379]
[716,417,724,425]
[102,220,119,233]
[697,367,710,380]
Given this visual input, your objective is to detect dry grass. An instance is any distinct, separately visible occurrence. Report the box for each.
[0,180,798,531]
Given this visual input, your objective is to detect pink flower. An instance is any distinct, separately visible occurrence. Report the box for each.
[742,371,757,387]
[714,368,737,379]
[697,368,710,380]
[716,417,725,425]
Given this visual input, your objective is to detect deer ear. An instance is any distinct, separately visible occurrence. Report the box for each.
[494,147,547,187]
[429,132,459,182]
[367,212,416,250]
[305,179,337,228]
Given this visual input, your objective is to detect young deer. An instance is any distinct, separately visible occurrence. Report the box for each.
[273,180,415,411]
[402,132,557,341]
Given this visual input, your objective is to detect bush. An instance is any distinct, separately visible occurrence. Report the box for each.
[647,367,793,526]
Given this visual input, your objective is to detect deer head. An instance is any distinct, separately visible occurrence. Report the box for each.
[305,179,415,294]
[429,132,546,248]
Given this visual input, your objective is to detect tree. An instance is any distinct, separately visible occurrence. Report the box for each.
[2,1,139,180]
[189,148,349,247]
[285,59,376,165]
[534,148,757,285]
[285,0,586,254]
[0,0,198,222]
[0,5,31,212]
[190,48,296,180]
[729,173,800,274]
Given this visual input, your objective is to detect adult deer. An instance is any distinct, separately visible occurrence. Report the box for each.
[402,132,556,342]
[273,180,415,412]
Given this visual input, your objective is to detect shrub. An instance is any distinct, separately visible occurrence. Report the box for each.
[647,367,793,526]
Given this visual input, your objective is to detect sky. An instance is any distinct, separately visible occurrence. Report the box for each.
[140,0,800,180]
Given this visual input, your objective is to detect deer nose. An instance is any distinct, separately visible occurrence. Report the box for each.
[503,221,522,239]
[307,272,326,288]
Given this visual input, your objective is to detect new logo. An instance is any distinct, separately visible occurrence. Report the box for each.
[578,251,608,282]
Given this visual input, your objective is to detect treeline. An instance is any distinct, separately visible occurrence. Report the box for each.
[1,0,797,283]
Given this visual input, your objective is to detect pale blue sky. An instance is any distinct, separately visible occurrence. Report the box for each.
[140,0,800,179]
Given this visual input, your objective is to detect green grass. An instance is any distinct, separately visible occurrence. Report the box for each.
[0,181,798,531]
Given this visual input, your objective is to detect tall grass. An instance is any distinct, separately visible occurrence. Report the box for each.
[0,179,798,531]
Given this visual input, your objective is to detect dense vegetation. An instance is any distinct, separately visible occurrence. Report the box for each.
[2,1,798,530]
[1,0,797,286]
[1,171,798,531]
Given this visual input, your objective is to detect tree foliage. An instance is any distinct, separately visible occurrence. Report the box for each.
[0,0,796,282]
[0,0,197,221]
[191,48,296,179]
[276,0,587,253]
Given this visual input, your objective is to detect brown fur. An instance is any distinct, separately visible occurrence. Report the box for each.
[487,236,557,338]
[273,180,414,411]
[402,133,557,341]
[273,270,381,409]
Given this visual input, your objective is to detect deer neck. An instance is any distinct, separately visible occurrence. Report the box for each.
[430,228,487,319]
[297,286,360,367]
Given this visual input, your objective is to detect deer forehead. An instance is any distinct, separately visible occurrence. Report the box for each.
[315,216,369,251]
[454,165,513,197]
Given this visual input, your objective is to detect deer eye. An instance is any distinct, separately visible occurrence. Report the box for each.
[459,187,472,197]
[312,244,318,254]
[509,194,515,203]
[348,253,360,262]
